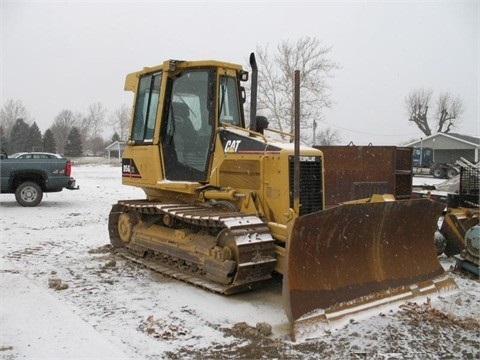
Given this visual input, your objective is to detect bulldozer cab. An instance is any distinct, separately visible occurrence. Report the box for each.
[126,61,246,183]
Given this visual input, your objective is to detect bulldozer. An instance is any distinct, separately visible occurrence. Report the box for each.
[109,53,457,340]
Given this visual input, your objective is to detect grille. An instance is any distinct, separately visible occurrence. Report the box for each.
[289,156,323,215]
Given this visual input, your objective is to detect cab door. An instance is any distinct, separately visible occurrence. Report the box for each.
[161,69,215,182]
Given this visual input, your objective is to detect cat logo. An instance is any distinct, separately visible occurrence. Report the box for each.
[224,139,241,153]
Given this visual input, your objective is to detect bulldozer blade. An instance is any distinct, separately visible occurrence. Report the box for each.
[283,198,458,341]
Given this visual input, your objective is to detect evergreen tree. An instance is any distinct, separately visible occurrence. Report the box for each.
[42,129,57,153]
[27,122,43,151]
[64,126,83,157]
[8,118,30,153]
[111,132,120,143]
[0,125,9,154]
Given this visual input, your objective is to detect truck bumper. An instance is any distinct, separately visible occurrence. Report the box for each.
[67,178,79,190]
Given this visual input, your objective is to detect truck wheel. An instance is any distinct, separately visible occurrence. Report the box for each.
[15,181,43,207]
[432,167,445,179]
[446,167,458,179]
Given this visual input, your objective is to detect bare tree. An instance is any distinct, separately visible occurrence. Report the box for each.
[405,88,433,136]
[254,37,340,143]
[405,89,464,136]
[314,126,342,146]
[86,136,107,156]
[435,92,464,133]
[83,102,107,140]
[51,109,82,154]
[108,104,131,141]
[84,136,107,156]
[0,99,32,137]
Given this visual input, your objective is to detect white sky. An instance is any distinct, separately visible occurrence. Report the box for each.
[1,0,478,145]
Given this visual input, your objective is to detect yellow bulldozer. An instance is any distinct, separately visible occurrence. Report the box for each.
[109,53,457,339]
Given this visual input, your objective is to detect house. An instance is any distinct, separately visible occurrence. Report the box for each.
[105,141,126,161]
[405,133,479,164]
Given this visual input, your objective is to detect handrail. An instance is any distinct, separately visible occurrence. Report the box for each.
[219,122,294,143]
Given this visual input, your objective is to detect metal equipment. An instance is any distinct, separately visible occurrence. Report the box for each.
[314,145,412,207]
[454,225,479,276]
[439,158,480,275]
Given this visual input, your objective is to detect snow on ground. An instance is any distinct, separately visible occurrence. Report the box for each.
[412,176,448,188]
[1,161,479,359]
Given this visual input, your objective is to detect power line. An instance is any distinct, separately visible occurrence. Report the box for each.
[321,121,419,137]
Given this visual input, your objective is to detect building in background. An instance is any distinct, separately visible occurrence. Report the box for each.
[106,141,126,162]
[406,133,479,164]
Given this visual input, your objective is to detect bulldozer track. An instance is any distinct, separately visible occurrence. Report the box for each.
[109,200,277,295]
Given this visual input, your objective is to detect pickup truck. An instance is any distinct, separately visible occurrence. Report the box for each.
[0,154,79,206]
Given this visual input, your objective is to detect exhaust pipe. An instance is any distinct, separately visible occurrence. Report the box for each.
[249,53,258,134]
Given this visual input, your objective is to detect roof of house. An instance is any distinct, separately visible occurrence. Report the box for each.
[447,133,480,145]
[105,141,126,151]
[405,132,480,147]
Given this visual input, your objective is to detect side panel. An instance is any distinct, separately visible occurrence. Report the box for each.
[121,146,163,187]
[0,159,15,191]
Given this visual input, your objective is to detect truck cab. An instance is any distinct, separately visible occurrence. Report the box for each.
[412,147,434,168]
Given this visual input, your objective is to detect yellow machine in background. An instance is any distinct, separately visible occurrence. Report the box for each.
[109,54,456,339]
[441,160,479,275]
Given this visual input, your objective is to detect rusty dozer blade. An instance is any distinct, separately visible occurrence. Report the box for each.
[284,198,458,341]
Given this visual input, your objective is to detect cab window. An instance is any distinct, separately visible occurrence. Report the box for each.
[131,72,161,142]
[218,75,241,126]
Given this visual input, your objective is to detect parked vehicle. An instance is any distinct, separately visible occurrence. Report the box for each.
[9,152,63,159]
[0,154,79,206]
[412,146,459,179]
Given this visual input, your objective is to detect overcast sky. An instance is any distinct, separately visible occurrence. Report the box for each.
[1,1,478,145]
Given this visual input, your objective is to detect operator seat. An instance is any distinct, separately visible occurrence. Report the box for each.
[172,102,197,141]
[165,102,203,180]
